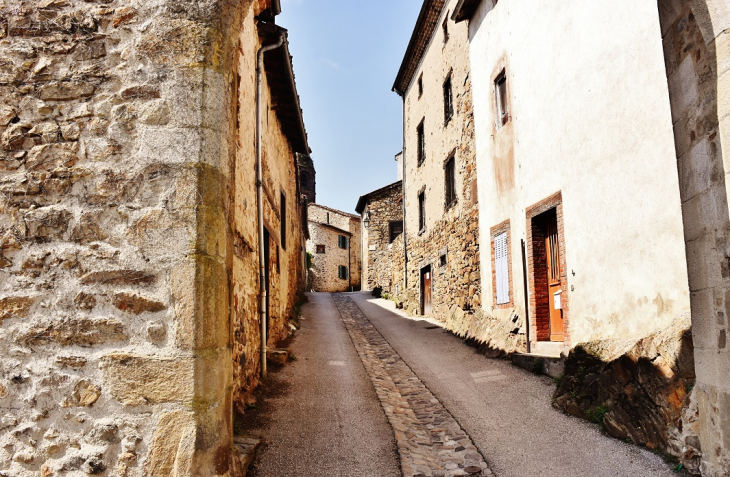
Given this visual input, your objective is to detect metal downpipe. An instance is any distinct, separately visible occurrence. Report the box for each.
[256,31,285,380]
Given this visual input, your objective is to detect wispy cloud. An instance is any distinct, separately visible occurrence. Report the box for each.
[320,57,343,71]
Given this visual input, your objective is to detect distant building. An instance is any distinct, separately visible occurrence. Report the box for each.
[307,204,362,292]
[356,181,403,294]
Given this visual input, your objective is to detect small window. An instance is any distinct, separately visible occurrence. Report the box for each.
[495,69,509,128]
[326,212,330,224]
[439,254,447,268]
[418,74,423,98]
[443,74,453,124]
[417,120,425,166]
[494,231,510,304]
[445,155,456,209]
[389,221,403,243]
[316,244,325,254]
[338,265,349,280]
[280,192,286,251]
[442,15,449,43]
[418,191,426,232]
[301,175,308,187]
[338,235,348,249]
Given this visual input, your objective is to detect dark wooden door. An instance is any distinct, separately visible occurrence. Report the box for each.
[421,266,432,316]
[545,213,564,341]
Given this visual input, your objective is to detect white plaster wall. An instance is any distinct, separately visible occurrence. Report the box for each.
[469,0,690,344]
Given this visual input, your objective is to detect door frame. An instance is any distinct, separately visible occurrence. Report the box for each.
[525,192,570,348]
[420,265,432,316]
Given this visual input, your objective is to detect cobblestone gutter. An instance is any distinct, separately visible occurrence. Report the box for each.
[332,294,492,477]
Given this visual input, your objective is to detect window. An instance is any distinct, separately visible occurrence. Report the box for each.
[418,191,426,232]
[280,192,286,250]
[301,175,308,187]
[494,231,510,304]
[326,212,330,224]
[389,221,403,243]
[338,265,349,280]
[495,69,509,128]
[442,15,449,43]
[418,74,423,98]
[417,120,425,166]
[338,235,348,249]
[439,254,447,268]
[445,155,456,209]
[316,244,325,254]
[443,74,453,124]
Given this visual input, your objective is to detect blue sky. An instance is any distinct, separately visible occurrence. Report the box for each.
[279,0,422,214]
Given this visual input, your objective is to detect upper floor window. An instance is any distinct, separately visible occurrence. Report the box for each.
[418,74,423,98]
[417,120,425,166]
[389,221,403,243]
[495,69,509,128]
[444,155,456,210]
[443,74,453,125]
[316,244,325,254]
[418,191,426,232]
[442,15,449,43]
[338,235,349,249]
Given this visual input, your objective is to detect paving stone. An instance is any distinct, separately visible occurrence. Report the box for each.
[332,294,493,477]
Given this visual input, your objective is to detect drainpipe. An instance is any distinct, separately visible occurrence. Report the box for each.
[256,31,285,380]
[401,97,408,294]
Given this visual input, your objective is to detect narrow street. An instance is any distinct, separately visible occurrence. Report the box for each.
[244,292,679,477]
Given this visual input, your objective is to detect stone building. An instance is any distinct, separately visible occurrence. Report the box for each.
[307,203,361,292]
[356,180,404,294]
[451,0,730,474]
[0,1,309,475]
[297,153,316,204]
[393,0,481,322]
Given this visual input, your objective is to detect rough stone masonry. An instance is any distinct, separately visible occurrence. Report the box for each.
[0,0,308,476]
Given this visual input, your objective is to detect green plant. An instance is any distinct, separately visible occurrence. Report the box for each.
[306,251,313,270]
[372,287,383,298]
[685,380,695,394]
[288,353,297,362]
[673,464,684,473]
[553,374,564,387]
[586,404,608,425]
[531,358,545,375]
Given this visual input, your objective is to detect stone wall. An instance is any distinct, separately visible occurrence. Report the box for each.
[399,0,481,325]
[0,0,307,475]
[658,0,730,474]
[359,181,403,293]
[306,204,361,292]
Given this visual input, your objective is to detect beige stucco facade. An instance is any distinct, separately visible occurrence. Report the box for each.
[467,0,690,351]
[307,204,361,292]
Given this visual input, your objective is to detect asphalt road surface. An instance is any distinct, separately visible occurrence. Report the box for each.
[244,292,679,477]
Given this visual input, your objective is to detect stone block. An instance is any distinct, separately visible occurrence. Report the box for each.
[137,127,201,165]
[678,138,713,202]
[144,411,196,476]
[24,207,72,241]
[79,269,156,286]
[685,234,724,291]
[691,0,730,46]
[171,256,229,350]
[128,208,196,262]
[112,292,167,315]
[20,318,127,346]
[100,354,195,406]
[690,289,720,350]
[39,81,95,101]
[113,7,137,28]
[72,380,101,407]
[138,19,211,67]
[0,296,34,322]
[120,86,160,101]
[26,142,79,171]
[668,55,699,124]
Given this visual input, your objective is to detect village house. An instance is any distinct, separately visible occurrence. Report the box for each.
[307,203,362,292]
[0,0,310,475]
[356,179,403,294]
[393,0,481,322]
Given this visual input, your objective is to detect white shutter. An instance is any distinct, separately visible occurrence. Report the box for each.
[495,232,509,304]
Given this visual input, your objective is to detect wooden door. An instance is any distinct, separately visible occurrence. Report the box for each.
[545,213,564,341]
[421,266,432,316]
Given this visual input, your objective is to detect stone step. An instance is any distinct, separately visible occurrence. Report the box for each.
[266,348,290,366]
[530,341,565,357]
[233,436,262,476]
[511,352,565,379]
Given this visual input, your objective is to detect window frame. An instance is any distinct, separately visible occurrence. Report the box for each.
[338,265,349,280]
[389,221,403,243]
[443,73,453,125]
[491,220,513,308]
[416,119,426,166]
[418,73,423,98]
[316,244,325,254]
[418,190,426,233]
[494,69,509,128]
[338,235,349,250]
[444,153,457,210]
[442,14,449,43]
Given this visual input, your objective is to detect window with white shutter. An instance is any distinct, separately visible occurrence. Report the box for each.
[494,232,509,304]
